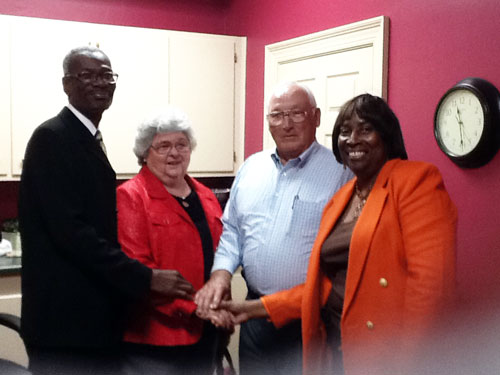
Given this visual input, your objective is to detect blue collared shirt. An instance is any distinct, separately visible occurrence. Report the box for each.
[212,141,353,295]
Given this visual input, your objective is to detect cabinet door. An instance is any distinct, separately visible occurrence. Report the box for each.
[9,18,170,177]
[90,24,170,175]
[169,34,236,173]
[10,17,96,176]
[0,16,11,177]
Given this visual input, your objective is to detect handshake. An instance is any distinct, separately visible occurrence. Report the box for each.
[150,268,266,331]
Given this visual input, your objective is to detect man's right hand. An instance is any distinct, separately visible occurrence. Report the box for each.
[194,270,232,314]
[150,269,195,300]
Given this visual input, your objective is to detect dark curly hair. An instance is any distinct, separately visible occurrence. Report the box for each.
[331,94,408,164]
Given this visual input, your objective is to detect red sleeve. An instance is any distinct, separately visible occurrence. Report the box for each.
[117,184,197,317]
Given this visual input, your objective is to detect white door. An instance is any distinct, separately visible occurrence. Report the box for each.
[263,16,389,151]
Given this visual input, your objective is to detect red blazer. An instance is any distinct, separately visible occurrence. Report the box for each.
[117,166,223,346]
[262,159,457,375]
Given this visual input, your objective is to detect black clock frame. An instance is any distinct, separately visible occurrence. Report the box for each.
[434,77,500,168]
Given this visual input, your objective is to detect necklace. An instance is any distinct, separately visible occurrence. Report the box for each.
[353,183,372,218]
[178,191,192,208]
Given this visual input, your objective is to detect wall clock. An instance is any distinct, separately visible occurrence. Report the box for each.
[434,77,500,168]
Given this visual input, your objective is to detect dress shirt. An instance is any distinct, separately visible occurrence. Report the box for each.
[66,103,97,136]
[212,141,353,295]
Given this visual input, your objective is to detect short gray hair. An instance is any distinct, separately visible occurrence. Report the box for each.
[134,107,197,165]
[266,81,317,112]
[63,46,109,75]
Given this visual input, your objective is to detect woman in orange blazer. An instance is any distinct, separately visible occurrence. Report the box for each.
[117,108,231,375]
[221,94,457,375]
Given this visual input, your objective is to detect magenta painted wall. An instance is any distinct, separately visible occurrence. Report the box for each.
[1,0,500,300]
[0,0,230,33]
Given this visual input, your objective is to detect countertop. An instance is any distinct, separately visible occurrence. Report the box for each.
[0,256,21,275]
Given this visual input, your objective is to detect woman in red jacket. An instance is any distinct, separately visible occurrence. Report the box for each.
[220,94,457,375]
[117,108,230,375]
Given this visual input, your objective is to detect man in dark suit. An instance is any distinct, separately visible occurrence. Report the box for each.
[19,46,195,375]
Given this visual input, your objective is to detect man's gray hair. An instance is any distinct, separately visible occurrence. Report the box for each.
[133,107,197,165]
[266,81,317,112]
[63,46,109,75]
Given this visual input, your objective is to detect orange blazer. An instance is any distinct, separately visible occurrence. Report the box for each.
[262,159,457,375]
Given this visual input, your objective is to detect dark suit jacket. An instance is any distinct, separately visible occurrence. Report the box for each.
[19,107,152,349]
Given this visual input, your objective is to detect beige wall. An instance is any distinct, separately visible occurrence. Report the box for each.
[0,274,27,367]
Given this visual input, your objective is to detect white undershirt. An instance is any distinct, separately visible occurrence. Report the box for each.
[66,103,97,136]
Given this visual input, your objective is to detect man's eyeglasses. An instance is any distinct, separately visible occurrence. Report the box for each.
[266,109,312,127]
[65,71,119,85]
[150,142,190,155]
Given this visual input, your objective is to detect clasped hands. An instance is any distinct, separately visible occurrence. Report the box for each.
[150,269,252,331]
[194,270,242,331]
[194,270,267,329]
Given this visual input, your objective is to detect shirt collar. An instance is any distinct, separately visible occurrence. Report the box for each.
[271,141,320,168]
[66,103,98,136]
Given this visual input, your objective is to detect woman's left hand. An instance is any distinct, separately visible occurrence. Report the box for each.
[196,306,235,331]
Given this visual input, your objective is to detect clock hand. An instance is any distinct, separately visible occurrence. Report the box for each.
[456,107,465,150]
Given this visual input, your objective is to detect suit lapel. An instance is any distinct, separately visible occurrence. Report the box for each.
[58,108,114,172]
[342,159,399,316]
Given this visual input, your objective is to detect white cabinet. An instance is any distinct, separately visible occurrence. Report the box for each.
[1,15,246,180]
[0,17,10,178]
[170,33,236,173]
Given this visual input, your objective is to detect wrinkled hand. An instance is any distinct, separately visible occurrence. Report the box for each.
[150,269,195,301]
[196,306,235,332]
[194,270,232,315]
[218,299,268,324]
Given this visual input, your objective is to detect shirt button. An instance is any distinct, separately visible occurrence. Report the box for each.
[379,278,388,288]
[366,321,374,330]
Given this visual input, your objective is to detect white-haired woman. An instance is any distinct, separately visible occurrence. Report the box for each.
[117,108,229,375]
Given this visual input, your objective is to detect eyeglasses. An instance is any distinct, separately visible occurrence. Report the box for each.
[65,71,119,85]
[150,142,190,155]
[266,109,312,127]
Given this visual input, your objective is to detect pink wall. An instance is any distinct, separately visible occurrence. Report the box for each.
[1,0,500,300]
[0,0,229,33]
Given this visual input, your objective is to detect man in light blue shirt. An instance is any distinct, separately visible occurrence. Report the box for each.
[196,82,352,375]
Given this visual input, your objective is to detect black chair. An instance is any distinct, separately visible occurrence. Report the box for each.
[0,313,31,374]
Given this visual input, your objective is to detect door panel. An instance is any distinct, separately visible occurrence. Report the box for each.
[276,46,374,150]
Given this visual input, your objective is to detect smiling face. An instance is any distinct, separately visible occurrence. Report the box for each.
[146,132,191,186]
[63,51,116,125]
[268,84,320,164]
[337,113,387,184]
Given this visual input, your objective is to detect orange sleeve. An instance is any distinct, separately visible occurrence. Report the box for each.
[261,283,305,328]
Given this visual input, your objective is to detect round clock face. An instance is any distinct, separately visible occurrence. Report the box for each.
[435,89,485,156]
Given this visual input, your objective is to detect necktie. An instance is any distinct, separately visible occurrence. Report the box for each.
[95,130,107,155]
